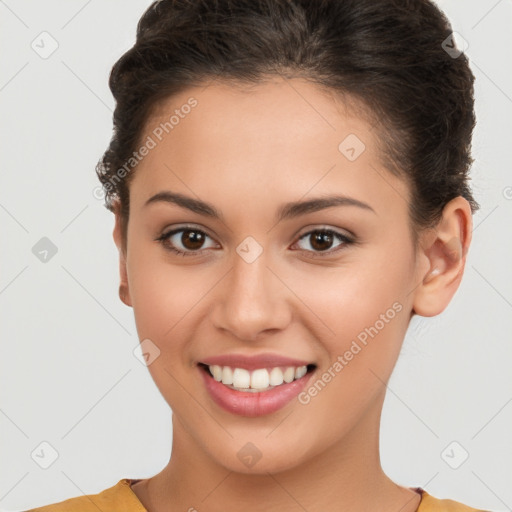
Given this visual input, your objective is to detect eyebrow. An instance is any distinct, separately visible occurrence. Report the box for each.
[144,190,376,222]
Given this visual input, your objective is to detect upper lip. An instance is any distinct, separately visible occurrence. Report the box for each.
[199,353,314,371]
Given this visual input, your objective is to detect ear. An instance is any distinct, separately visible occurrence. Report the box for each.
[412,196,473,317]
[112,201,132,308]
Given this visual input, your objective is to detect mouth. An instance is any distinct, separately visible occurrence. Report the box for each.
[198,362,317,392]
[197,362,317,417]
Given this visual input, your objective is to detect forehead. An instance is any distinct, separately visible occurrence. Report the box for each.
[143,76,375,157]
[129,77,410,221]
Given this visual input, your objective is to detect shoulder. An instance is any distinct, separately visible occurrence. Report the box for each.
[23,479,146,512]
[418,489,493,512]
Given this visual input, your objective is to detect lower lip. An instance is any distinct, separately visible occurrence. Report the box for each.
[198,365,314,417]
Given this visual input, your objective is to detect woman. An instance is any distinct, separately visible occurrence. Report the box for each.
[26,0,491,510]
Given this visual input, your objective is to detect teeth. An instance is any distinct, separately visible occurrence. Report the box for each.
[250,368,269,390]
[211,365,223,381]
[233,368,251,388]
[207,364,310,392]
[283,367,295,383]
[295,366,307,379]
[221,366,233,385]
[269,367,284,386]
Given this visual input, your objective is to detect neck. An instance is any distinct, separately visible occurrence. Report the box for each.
[133,391,421,512]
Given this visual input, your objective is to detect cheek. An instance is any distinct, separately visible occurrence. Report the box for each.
[126,253,208,408]
[290,246,413,343]
[126,247,206,342]
[288,246,415,410]
[290,254,412,442]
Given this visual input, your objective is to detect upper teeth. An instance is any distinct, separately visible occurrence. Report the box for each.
[208,365,308,391]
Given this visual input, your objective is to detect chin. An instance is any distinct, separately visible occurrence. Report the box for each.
[206,437,312,475]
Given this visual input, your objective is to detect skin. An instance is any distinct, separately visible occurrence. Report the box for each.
[112,76,472,512]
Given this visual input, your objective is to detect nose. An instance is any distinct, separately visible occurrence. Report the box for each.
[210,248,292,342]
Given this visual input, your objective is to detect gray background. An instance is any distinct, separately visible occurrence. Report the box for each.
[1,1,511,510]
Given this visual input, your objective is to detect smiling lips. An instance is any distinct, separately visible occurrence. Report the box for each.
[198,353,316,416]
[206,364,308,392]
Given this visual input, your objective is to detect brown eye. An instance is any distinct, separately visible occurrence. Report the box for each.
[156,227,217,256]
[309,231,334,251]
[181,229,206,250]
[293,228,354,257]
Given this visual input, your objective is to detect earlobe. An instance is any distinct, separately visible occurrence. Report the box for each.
[112,204,132,308]
[412,197,472,317]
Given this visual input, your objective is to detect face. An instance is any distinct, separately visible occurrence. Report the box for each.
[116,77,428,474]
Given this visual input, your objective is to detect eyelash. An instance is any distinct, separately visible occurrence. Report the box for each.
[155,225,355,259]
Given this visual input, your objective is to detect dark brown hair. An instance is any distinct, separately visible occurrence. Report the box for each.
[96,0,479,250]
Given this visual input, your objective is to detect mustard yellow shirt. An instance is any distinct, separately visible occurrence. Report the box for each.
[24,479,491,512]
